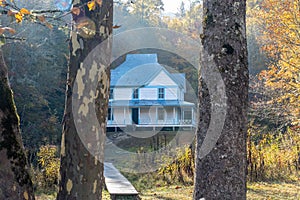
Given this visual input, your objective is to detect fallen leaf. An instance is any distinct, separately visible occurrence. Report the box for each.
[45,22,53,29]
[95,0,102,6]
[6,27,16,34]
[0,28,5,35]
[112,25,121,29]
[37,15,46,23]
[7,10,15,16]
[71,7,81,15]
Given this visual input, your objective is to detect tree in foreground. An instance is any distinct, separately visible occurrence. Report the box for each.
[193,0,248,199]
[57,0,113,199]
[0,50,35,200]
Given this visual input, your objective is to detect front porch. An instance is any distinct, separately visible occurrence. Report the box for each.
[107,104,196,132]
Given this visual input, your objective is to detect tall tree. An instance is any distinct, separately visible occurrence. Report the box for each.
[0,50,35,200]
[57,0,113,199]
[128,0,164,25]
[193,0,248,199]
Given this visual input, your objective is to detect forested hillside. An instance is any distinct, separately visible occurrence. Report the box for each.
[0,0,298,198]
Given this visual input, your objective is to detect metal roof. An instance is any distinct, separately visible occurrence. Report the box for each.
[111,54,185,89]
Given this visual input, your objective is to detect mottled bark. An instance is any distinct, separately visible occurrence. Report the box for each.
[0,50,35,200]
[193,0,248,199]
[57,0,113,199]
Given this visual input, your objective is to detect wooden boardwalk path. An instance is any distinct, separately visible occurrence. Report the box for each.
[104,162,139,200]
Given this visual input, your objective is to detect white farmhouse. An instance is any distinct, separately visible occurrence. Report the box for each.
[107,54,195,131]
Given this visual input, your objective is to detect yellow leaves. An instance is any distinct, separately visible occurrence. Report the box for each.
[87,1,96,11]
[251,0,300,126]
[14,8,30,23]
[37,145,60,185]
[0,0,6,7]
[14,12,23,23]
[87,0,103,11]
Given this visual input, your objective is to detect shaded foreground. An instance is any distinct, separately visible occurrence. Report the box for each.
[36,182,299,200]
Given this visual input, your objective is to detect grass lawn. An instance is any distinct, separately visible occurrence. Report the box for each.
[36,181,299,199]
[100,181,300,200]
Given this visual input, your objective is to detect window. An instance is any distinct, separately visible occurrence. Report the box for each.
[158,88,165,99]
[108,108,114,121]
[109,89,113,99]
[133,88,139,99]
[183,110,192,120]
[158,108,165,121]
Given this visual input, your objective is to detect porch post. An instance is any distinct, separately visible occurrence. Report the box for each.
[123,107,126,125]
[192,107,194,125]
[173,107,176,124]
[156,107,158,124]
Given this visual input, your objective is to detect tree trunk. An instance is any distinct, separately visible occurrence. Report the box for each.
[57,0,113,199]
[193,0,248,199]
[0,50,35,200]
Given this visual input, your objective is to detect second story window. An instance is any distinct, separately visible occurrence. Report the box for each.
[158,88,165,99]
[133,88,139,99]
[109,89,113,99]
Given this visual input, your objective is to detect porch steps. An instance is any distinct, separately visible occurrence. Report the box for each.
[104,162,139,200]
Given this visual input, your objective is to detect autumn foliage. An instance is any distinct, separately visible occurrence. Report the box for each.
[248,0,300,126]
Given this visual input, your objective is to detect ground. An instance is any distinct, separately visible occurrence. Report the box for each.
[36,181,299,199]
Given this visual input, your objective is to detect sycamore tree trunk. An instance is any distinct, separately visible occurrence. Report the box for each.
[57,0,113,199]
[193,0,248,199]
[0,50,35,200]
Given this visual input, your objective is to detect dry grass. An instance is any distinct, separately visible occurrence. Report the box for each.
[247,182,300,200]
[36,181,300,200]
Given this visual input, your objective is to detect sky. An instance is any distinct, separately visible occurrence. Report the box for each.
[162,0,185,13]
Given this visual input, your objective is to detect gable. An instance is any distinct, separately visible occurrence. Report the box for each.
[148,70,177,86]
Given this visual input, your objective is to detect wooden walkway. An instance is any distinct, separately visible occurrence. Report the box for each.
[104,163,139,200]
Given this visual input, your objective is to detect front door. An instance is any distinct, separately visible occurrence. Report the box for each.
[132,108,139,124]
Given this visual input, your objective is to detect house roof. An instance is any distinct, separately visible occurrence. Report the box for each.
[109,100,194,107]
[111,54,185,89]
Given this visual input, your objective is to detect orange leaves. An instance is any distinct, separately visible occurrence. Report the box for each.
[249,0,300,125]
[20,8,30,15]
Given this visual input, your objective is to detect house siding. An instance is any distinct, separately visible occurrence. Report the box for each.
[139,88,157,100]
[114,88,133,100]
[149,71,177,86]
[165,88,178,100]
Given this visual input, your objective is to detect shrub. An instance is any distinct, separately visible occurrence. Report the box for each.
[247,128,300,182]
[35,145,60,191]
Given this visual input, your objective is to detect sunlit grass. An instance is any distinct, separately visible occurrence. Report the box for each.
[37,181,299,199]
[101,181,300,200]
